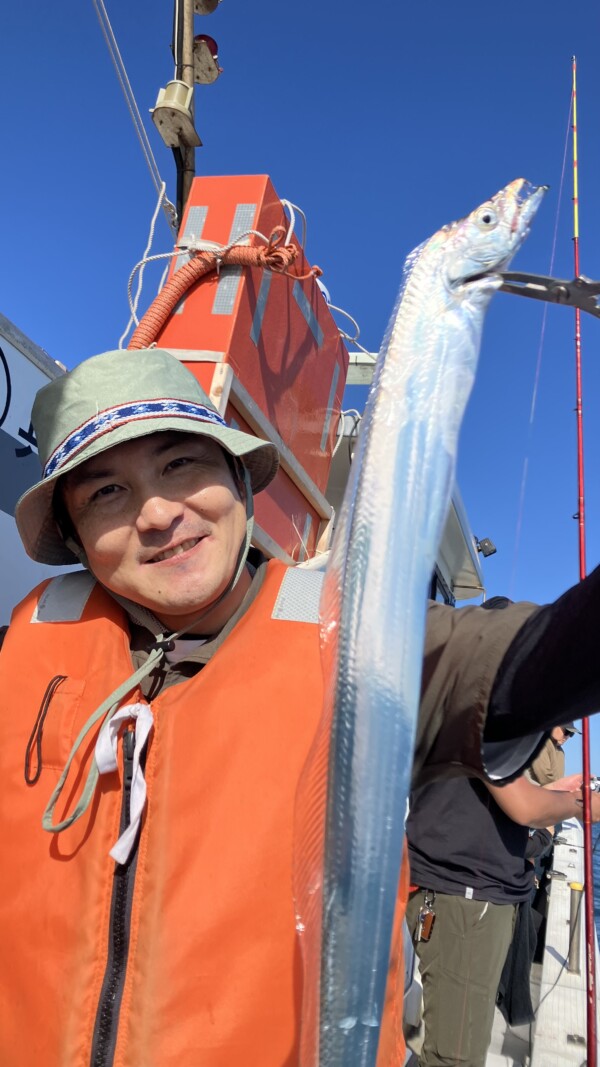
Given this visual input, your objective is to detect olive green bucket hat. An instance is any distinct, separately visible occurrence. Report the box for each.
[15,347,279,565]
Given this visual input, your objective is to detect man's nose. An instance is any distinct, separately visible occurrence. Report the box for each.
[135,494,183,532]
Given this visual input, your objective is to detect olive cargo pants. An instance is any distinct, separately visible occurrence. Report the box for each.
[405,889,516,1067]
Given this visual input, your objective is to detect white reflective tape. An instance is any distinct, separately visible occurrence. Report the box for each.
[175,206,208,314]
[250,270,272,345]
[293,281,324,347]
[272,567,323,623]
[95,702,154,864]
[320,361,341,453]
[31,572,96,623]
[212,204,257,315]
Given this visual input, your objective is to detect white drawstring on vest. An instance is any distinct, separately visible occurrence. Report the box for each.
[95,702,154,864]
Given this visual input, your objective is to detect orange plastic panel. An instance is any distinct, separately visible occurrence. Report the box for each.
[228,406,324,562]
[155,174,348,559]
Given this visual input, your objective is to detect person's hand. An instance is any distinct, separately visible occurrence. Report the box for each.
[575,787,600,822]
[590,790,600,823]
[547,773,583,792]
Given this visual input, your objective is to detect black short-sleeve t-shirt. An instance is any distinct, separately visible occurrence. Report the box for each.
[406,776,534,905]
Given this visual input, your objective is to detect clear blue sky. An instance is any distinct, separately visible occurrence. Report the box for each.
[2,1,600,773]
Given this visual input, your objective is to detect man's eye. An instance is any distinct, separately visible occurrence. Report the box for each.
[166,456,195,471]
[92,484,121,501]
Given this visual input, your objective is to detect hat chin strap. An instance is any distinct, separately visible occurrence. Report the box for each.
[44,471,256,851]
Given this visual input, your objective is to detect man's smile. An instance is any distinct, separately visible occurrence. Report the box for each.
[146,536,203,564]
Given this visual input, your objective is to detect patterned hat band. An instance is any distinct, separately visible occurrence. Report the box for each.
[43,399,228,480]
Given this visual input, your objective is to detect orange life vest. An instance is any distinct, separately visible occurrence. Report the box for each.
[0,560,408,1067]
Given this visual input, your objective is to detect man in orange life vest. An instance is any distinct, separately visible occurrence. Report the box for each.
[2,346,600,1067]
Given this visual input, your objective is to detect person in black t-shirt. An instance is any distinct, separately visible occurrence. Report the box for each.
[406,583,600,1067]
[405,771,599,1067]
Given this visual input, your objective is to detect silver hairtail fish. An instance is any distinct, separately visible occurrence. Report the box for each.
[294,179,546,1066]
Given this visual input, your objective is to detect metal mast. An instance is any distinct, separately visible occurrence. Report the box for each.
[151,1,222,224]
[173,0,197,220]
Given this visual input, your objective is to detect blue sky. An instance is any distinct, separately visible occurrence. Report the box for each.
[2,1,600,773]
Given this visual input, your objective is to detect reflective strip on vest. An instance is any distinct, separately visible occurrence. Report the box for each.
[271,567,323,624]
[31,571,96,623]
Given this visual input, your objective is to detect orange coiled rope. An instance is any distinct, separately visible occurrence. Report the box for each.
[127,226,321,351]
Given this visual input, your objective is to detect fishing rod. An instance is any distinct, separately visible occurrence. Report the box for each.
[499,57,597,1065]
[570,55,597,1067]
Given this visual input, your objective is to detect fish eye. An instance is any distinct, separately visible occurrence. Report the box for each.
[476,206,498,230]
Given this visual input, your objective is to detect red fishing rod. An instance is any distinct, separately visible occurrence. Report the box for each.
[571,54,597,1066]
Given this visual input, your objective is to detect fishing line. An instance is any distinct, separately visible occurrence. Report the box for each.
[520,66,598,1063]
[508,94,573,598]
[92,0,178,235]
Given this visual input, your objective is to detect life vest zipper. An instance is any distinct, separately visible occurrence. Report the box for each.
[90,728,139,1067]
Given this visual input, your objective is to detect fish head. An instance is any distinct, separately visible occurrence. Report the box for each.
[441,178,547,303]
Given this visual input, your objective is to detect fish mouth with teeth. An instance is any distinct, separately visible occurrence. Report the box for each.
[146,537,203,564]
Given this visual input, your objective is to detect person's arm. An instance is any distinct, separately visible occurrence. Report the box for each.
[525,827,553,860]
[415,562,600,788]
[415,598,541,786]
[486,774,600,827]
[486,562,600,742]
[550,772,583,792]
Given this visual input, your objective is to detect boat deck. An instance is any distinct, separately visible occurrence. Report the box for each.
[487,818,598,1066]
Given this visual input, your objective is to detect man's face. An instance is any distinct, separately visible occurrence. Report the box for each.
[61,431,248,631]
[551,726,572,746]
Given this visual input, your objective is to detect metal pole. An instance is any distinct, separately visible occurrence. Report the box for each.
[174,0,196,221]
[569,882,583,975]
[180,0,196,214]
[571,54,597,1066]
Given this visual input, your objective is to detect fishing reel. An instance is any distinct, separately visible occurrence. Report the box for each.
[589,776,600,793]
